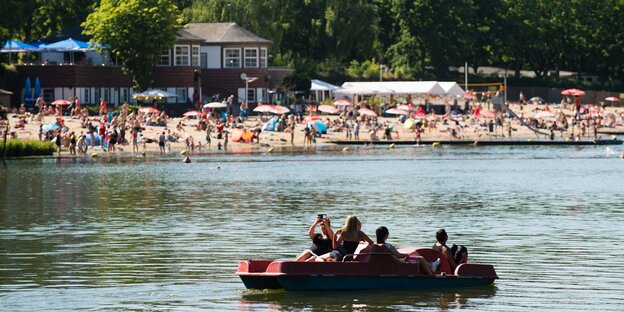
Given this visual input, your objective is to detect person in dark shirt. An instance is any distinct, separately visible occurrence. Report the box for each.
[295,215,335,261]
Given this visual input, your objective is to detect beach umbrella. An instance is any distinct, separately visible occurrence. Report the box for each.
[605,96,619,102]
[269,105,290,114]
[333,99,352,106]
[52,99,71,105]
[24,77,31,104]
[183,110,201,117]
[561,88,585,96]
[139,107,161,114]
[385,108,409,115]
[204,102,227,108]
[357,108,377,117]
[397,104,418,111]
[529,96,545,103]
[307,120,328,134]
[253,104,275,113]
[42,123,60,132]
[302,116,323,124]
[403,118,416,129]
[318,105,340,114]
[464,93,474,99]
[34,77,41,100]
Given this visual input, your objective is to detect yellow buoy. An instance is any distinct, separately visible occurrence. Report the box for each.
[432,142,440,148]
[611,135,617,140]
[91,152,98,158]
[180,150,187,156]
[389,143,395,149]
[268,147,274,153]
[342,147,350,152]
[527,139,533,142]
[565,137,572,142]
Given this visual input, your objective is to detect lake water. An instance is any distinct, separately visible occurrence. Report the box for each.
[1,145,623,311]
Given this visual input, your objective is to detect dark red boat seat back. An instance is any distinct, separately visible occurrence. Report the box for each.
[414,248,452,274]
[354,244,398,264]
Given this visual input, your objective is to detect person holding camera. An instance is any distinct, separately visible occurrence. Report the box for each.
[295,215,335,262]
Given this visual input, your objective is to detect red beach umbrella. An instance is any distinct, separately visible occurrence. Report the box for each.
[561,88,585,96]
[605,96,619,102]
[302,116,323,124]
[52,99,71,105]
[253,104,275,113]
[333,99,352,106]
[358,108,377,117]
[139,107,161,114]
[397,104,418,111]
[183,110,201,117]
[318,105,340,114]
[385,108,409,115]
[269,105,290,114]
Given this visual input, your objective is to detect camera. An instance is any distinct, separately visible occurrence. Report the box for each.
[318,214,326,220]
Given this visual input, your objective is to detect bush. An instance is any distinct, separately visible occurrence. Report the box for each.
[2,139,56,157]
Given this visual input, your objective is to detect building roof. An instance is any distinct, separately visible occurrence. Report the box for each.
[184,23,271,44]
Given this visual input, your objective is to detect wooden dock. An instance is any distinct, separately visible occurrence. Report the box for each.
[330,139,623,146]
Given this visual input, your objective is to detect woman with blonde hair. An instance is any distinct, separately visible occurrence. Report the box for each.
[315,215,373,262]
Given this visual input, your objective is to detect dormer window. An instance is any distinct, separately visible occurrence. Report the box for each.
[244,48,258,68]
[224,48,241,68]
[175,45,190,66]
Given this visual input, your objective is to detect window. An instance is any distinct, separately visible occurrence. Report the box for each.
[43,89,54,103]
[191,46,200,66]
[259,48,267,68]
[175,45,190,66]
[158,49,171,66]
[244,48,258,68]
[94,88,101,103]
[224,48,240,68]
[103,88,110,102]
[247,88,256,103]
[176,88,187,103]
[121,88,129,103]
[83,88,91,104]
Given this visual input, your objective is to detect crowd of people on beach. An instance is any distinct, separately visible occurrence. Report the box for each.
[295,214,468,276]
[1,89,622,157]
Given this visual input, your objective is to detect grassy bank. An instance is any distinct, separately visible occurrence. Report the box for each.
[1,139,56,157]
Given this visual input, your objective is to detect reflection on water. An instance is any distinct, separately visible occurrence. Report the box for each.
[239,288,498,311]
[1,145,624,311]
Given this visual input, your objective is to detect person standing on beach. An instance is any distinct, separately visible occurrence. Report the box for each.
[99,98,107,116]
[158,131,166,155]
[354,120,360,140]
[55,131,62,156]
[289,121,295,145]
[205,126,212,149]
[223,131,229,149]
[69,132,77,155]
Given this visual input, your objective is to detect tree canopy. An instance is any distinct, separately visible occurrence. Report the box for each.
[82,0,183,91]
[2,0,624,90]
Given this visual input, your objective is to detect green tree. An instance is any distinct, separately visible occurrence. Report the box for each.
[82,0,182,90]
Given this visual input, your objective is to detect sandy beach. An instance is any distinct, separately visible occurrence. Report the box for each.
[4,102,623,157]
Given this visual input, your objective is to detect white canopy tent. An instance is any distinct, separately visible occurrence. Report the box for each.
[335,81,451,96]
[438,82,465,96]
[310,79,341,102]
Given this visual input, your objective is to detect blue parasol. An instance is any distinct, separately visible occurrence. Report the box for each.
[34,77,41,101]
[24,77,31,105]
[307,120,328,134]
[42,123,60,132]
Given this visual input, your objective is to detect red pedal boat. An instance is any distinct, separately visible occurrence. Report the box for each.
[236,245,498,291]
